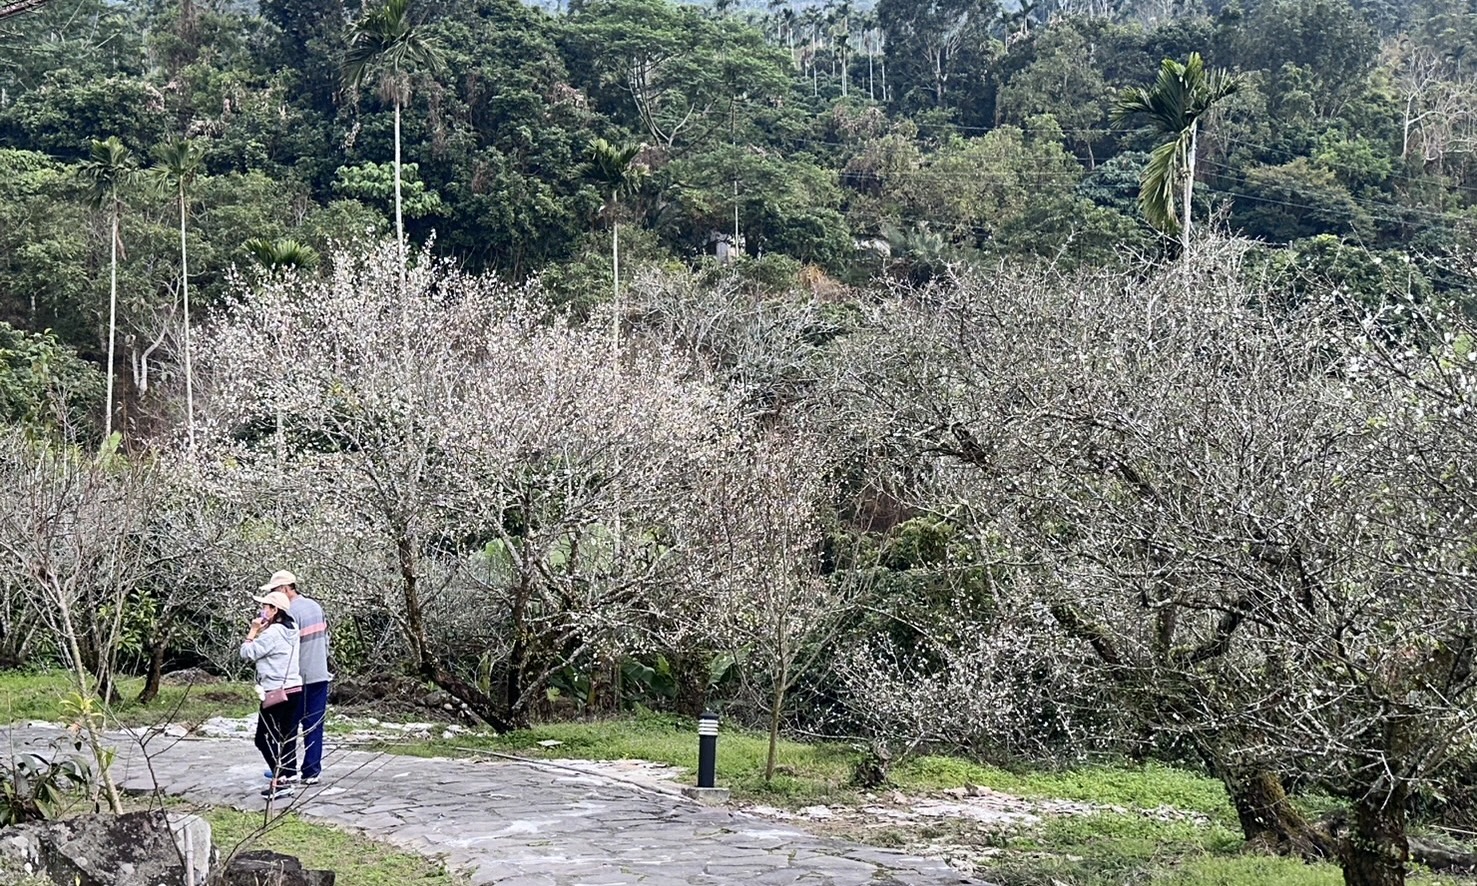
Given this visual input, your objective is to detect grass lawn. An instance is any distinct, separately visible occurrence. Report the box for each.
[204,807,463,886]
[380,708,1235,816]
[373,707,863,803]
[0,670,258,728]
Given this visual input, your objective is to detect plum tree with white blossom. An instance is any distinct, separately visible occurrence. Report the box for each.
[193,241,744,728]
[833,243,1477,886]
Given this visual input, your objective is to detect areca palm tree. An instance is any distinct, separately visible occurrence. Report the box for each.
[150,137,207,449]
[835,0,852,97]
[344,0,445,288]
[76,136,137,444]
[245,237,322,272]
[1111,53,1240,253]
[585,138,645,356]
[781,7,798,62]
[585,138,644,564]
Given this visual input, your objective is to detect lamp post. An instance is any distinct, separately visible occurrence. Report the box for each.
[697,711,719,789]
[681,711,730,805]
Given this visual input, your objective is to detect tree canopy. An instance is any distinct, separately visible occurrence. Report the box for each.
[4,3,1477,885]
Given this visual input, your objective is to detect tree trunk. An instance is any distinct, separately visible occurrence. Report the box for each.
[764,648,790,783]
[0,615,32,669]
[76,630,122,707]
[1181,124,1196,255]
[394,95,406,291]
[1224,768,1337,859]
[428,662,515,733]
[1408,837,1477,874]
[764,679,786,783]
[1402,96,1413,159]
[1342,786,1409,886]
[506,570,532,725]
[394,534,432,679]
[581,657,621,716]
[136,633,169,705]
[390,533,517,731]
[104,207,119,442]
[933,48,944,105]
[180,187,195,450]
[1192,740,1336,860]
[54,592,121,813]
[611,218,620,355]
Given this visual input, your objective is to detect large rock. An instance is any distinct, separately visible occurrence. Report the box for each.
[219,850,335,886]
[170,813,213,885]
[0,809,213,886]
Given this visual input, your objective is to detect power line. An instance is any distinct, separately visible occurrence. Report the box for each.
[0,0,54,21]
[1216,132,1477,199]
[1198,157,1477,231]
[728,88,1477,206]
[711,127,1474,233]
[716,93,1477,236]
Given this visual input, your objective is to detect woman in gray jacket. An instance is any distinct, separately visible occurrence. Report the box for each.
[240,588,303,800]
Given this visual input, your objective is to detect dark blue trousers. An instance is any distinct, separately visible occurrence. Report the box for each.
[300,680,330,779]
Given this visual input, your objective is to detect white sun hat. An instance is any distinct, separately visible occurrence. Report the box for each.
[252,589,292,612]
[258,570,297,593]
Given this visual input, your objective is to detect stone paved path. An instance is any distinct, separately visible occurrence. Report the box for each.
[4,727,987,886]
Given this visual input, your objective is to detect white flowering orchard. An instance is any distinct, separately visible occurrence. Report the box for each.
[191,242,840,731]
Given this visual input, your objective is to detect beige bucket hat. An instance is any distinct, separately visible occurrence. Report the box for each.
[252,589,292,611]
[258,570,297,593]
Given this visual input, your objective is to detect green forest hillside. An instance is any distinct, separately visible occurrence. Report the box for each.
[3,0,1475,438]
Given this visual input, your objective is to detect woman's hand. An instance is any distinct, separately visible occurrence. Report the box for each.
[246,616,266,641]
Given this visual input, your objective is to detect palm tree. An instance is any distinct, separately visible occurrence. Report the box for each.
[585,138,644,567]
[835,0,852,97]
[781,7,797,63]
[802,7,822,95]
[150,137,207,449]
[76,136,137,444]
[245,237,322,272]
[585,139,645,356]
[344,0,445,288]
[765,0,786,44]
[859,11,877,100]
[1111,52,1240,253]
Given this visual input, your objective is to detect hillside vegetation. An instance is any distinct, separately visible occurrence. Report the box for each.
[4,2,1477,886]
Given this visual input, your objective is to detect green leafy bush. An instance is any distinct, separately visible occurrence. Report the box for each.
[0,322,103,441]
[0,744,95,825]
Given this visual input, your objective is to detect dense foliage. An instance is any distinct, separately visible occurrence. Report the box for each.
[3,0,1476,427]
[6,2,1477,885]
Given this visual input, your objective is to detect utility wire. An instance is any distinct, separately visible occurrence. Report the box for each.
[0,0,54,22]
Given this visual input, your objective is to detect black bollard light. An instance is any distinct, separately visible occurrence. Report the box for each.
[697,711,720,789]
